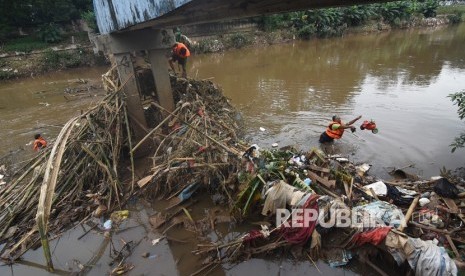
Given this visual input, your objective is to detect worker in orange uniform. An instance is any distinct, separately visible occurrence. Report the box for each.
[33,133,47,151]
[169,42,190,78]
[319,115,362,143]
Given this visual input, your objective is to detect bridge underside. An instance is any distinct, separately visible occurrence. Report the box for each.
[91,0,393,153]
[95,0,392,34]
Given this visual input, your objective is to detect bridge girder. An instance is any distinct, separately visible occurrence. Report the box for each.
[94,0,395,34]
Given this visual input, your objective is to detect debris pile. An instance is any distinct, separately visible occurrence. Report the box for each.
[188,148,465,275]
[1,70,464,276]
[138,76,246,201]
[0,68,134,262]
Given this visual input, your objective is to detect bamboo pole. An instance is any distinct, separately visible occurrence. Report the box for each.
[399,196,420,232]
[131,105,181,153]
[36,116,79,271]
[151,102,241,157]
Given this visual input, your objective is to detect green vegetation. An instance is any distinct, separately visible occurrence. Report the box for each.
[2,36,49,53]
[0,0,94,41]
[38,23,62,43]
[437,3,465,15]
[41,49,83,70]
[81,10,98,32]
[449,90,465,152]
[256,0,457,40]
[227,33,252,48]
[438,4,465,24]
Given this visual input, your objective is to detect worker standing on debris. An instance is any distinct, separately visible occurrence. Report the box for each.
[173,27,193,50]
[319,115,362,143]
[33,133,47,151]
[169,42,190,78]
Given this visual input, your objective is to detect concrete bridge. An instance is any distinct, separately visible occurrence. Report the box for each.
[92,0,392,152]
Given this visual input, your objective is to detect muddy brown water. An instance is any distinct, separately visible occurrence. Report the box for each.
[1,23,465,275]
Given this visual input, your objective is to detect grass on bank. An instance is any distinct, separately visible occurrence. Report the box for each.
[437,4,465,15]
[437,4,465,21]
[1,31,89,53]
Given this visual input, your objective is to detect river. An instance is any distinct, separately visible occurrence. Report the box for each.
[190,23,465,179]
[1,23,465,275]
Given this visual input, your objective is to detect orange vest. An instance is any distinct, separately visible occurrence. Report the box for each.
[33,137,47,151]
[325,121,344,139]
[173,43,190,58]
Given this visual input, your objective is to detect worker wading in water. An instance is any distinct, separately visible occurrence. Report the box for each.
[319,115,362,143]
[33,133,47,151]
[169,42,190,78]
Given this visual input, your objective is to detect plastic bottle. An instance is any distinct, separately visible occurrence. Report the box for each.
[303,178,312,186]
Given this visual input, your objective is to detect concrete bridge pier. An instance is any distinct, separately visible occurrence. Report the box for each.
[94,28,175,155]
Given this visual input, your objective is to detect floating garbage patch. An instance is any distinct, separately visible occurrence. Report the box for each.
[0,69,465,275]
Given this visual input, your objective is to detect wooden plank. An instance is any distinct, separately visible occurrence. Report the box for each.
[399,196,420,232]
[307,171,335,189]
[307,164,330,173]
[446,234,460,257]
[442,197,465,224]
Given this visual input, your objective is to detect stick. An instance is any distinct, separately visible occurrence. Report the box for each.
[399,196,420,232]
[151,102,241,157]
[446,235,460,257]
[306,253,322,274]
[77,224,98,240]
[131,105,182,153]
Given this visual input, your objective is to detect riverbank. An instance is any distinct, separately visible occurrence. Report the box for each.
[1,7,463,81]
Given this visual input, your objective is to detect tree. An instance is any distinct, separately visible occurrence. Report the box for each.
[449,90,465,152]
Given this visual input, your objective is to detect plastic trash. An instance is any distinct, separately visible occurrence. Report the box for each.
[259,127,266,132]
[421,192,431,198]
[356,163,371,176]
[336,157,349,163]
[272,143,278,148]
[433,178,459,198]
[303,178,312,186]
[419,198,430,207]
[111,210,129,221]
[152,237,163,246]
[363,181,387,196]
[103,220,112,230]
[178,182,200,202]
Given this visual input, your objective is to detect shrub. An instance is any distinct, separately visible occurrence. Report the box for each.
[259,14,291,31]
[418,0,440,18]
[2,36,49,53]
[81,10,98,33]
[38,23,62,43]
[342,5,375,26]
[449,90,465,152]
[41,49,82,69]
[227,33,251,49]
[297,24,316,39]
[447,11,464,24]
[375,1,413,25]
[193,38,224,53]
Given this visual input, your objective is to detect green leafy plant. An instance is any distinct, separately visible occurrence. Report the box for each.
[375,1,413,25]
[342,5,375,26]
[227,33,250,49]
[81,10,98,33]
[417,0,439,18]
[447,11,464,24]
[41,49,82,69]
[297,24,317,39]
[449,90,465,152]
[2,36,49,53]
[38,23,62,43]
